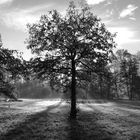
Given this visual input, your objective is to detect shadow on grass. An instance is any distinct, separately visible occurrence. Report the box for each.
[0,101,114,140]
[76,99,109,104]
[112,100,140,110]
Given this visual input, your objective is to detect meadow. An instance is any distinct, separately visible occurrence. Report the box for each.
[0,99,140,140]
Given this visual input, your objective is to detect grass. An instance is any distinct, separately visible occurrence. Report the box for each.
[0,99,140,140]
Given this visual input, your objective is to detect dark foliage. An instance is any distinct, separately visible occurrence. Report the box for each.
[26,1,115,118]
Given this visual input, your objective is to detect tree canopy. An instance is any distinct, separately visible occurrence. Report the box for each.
[26,1,116,118]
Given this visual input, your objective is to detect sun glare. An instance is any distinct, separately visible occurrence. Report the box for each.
[108,27,135,45]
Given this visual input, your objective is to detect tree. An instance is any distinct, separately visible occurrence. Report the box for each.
[111,49,140,99]
[26,2,116,118]
[110,50,129,98]
[0,34,24,100]
[125,56,139,100]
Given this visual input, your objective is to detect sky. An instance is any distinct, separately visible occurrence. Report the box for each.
[0,0,140,60]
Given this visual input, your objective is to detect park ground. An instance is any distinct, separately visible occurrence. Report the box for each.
[0,99,140,140]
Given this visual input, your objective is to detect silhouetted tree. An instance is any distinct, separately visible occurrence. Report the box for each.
[26,2,116,118]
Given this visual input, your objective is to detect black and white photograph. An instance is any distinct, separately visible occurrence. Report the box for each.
[0,0,140,139]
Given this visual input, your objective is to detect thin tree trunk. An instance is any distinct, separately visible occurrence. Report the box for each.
[107,82,111,99]
[70,59,77,119]
[125,78,130,99]
[114,81,119,98]
[99,75,103,98]
[129,78,133,100]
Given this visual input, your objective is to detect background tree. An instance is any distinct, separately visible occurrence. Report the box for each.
[26,2,116,118]
[125,56,139,100]
[0,34,24,100]
[110,49,140,99]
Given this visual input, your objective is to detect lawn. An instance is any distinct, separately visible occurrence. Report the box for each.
[0,99,140,140]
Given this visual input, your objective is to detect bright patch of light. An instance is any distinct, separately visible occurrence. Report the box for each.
[86,0,107,5]
[11,99,62,113]
[36,100,61,106]
[108,27,135,45]
[79,104,94,112]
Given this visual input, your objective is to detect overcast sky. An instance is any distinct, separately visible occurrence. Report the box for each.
[0,0,140,60]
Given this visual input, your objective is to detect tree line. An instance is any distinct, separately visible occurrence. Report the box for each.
[87,49,140,100]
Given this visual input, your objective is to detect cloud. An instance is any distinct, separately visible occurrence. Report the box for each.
[119,4,138,18]
[104,1,112,6]
[0,4,51,32]
[0,0,13,5]
[86,0,107,5]
[105,9,114,18]
[129,17,136,21]
[1,11,39,32]
[1,12,39,32]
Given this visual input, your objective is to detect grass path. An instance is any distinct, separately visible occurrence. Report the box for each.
[0,99,140,140]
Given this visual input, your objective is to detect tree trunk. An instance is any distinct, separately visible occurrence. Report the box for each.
[128,76,133,100]
[99,75,103,98]
[114,81,119,98]
[107,82,111,99]
[70,59,77,119]
[129,81,133,100]
[126,82,130,99]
